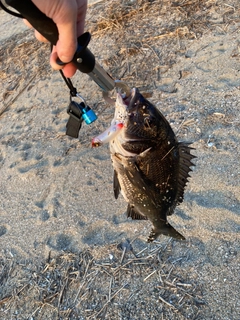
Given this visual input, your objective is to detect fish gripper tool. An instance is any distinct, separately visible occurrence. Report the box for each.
[5,0,131,137]
[6,0,116,93]
[6,0,131,95]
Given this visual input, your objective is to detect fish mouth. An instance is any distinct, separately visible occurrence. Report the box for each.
[116,88,138,110]
[114,88,139,124]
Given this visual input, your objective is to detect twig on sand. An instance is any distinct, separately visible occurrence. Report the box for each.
[89,282,129,319]
[143,269,157,282]
[159,295,177,310]
[120,246,127,264]
[0,74,37,117]
[88,0,105,7]
[108,277,113,302]
[0,296,12,305]
[73,259,94,305]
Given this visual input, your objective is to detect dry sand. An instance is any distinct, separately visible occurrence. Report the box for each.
[0,0,239,319]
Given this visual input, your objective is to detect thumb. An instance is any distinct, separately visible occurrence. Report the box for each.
[31,0,78,62]
[55,1,87,63]
[56,21,77,63]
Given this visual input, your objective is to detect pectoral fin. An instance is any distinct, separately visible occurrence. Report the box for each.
[113,170,120,199]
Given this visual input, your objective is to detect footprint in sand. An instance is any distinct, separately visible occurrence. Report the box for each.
[0,225,8,237]
[46,233,73,251]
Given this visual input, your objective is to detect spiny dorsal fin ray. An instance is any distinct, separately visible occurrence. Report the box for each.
[167,142,195,216]
[177,142,195,204]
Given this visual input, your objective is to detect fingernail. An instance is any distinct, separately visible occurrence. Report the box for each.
[59,55,72,63]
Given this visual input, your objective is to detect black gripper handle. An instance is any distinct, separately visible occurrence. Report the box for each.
[6,0,96,74]
[6,0,59,45]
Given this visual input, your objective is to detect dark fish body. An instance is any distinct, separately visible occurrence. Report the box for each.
[109,88,195,242]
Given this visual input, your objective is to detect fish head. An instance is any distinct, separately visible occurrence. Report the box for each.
[115,88,172,142]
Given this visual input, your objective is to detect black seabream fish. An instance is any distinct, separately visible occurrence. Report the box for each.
[92,88,195,242]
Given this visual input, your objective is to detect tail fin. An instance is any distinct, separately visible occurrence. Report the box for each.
[147,223,185,242]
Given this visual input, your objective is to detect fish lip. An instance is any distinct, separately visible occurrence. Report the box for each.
[117,88,138,110]
[127,88,138,111]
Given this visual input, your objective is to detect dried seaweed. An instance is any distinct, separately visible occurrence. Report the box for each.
[0,241,205,319]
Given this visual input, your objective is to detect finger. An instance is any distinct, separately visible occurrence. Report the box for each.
[50,46,77,77]
[23,19,32,28]
[24,19,48,43]
[55,1,87,63]
[50,49,63,71]
[56,21,77,63]
[34,30,49,43]
[62,63,77,78]
[76,1,88,36]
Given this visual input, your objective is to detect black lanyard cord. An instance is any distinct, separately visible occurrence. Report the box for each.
[0,0,23,18]
[59,70,77,97]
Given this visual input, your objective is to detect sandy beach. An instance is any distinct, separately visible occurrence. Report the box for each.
[0,1,239,319]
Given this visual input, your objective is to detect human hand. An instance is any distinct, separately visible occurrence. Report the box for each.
[25,0,88,77]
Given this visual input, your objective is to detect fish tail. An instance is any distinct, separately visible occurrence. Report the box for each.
[147,223,185,242]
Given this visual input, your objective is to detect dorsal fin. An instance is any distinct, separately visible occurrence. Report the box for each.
[167,142,195,216]
[127,204,148,220]
[177,142,196,204]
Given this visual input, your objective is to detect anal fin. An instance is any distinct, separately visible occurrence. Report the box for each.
[127,204,148,220]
